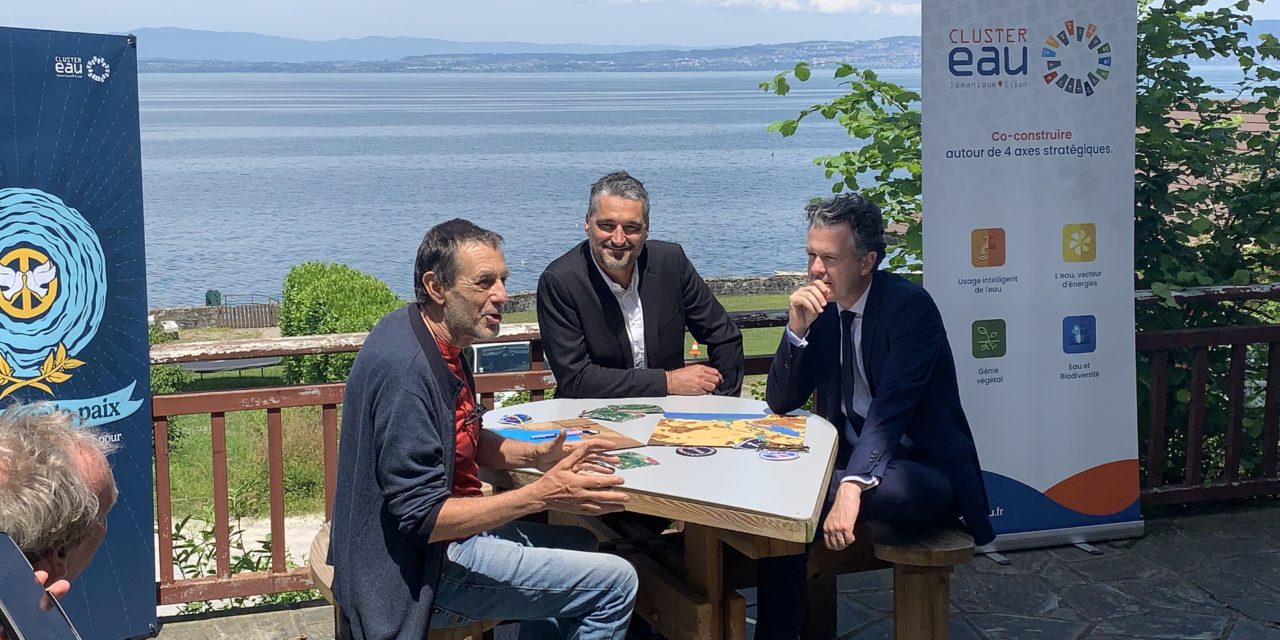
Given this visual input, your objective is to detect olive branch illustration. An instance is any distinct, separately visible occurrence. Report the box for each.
[0,343,84,399]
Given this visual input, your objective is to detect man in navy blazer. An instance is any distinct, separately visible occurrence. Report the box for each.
[760,193,994,638]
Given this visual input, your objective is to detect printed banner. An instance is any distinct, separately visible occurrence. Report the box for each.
[0,27,156,638]
[922,0,1142,545]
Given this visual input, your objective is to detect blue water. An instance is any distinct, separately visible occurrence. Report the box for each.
[139,71,871,306]
[137,66,1247,306]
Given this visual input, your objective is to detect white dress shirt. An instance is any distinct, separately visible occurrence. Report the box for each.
[784,285,880,490]
[592,257,647,369]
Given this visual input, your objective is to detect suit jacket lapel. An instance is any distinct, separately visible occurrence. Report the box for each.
[581,242,633,365]
[636,246,663,361]
[860,272,883,393]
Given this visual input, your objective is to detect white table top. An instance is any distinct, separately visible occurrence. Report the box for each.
[483,395,838,542]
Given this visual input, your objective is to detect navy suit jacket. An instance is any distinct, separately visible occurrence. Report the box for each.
[765,271,995,546]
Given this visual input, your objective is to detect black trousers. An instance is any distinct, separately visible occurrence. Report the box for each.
[755,450,955,640]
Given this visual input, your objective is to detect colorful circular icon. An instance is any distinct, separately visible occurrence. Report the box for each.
[758,450,801,461]
[675,446,717,457]
[1040,19,1111,97]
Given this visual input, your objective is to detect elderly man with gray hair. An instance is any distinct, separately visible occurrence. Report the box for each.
[0,402,118,598]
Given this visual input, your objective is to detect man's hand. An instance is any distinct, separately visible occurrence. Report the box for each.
[822,481,864,551]
[530,443,630,515]
[666,364,722,395]
[530,430,620,473]
[33,570,70,598]
[788,280,832,337]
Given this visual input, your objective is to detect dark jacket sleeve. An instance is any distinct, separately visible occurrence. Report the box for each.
[765,329,816,415]
[537,269,667,398]
[676,245,744,396]
[841,290,944,482]
[374,382,451,545]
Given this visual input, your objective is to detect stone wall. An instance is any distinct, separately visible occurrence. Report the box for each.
[150,273,805,325]
[148,305,220,329]
[500,272,805,313]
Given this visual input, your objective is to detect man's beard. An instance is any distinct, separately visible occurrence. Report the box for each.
[444,298,501,342]
[596,242,637,271]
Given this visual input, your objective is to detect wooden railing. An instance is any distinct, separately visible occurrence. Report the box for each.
[148,286,1280,604]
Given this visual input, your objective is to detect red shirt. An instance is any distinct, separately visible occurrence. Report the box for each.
[435,338,483,498]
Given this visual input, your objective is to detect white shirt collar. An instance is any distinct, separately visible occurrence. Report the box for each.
[838,275,872,316]
[591,253,639,295]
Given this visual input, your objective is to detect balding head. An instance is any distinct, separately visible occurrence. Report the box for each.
[0,403,118,583]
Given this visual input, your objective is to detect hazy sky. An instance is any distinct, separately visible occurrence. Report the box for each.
[5,0,1278,46]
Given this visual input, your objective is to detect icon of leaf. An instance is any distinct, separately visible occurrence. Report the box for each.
[63,358,86,370]
[29,381,53,395]
[46,372,71,384]
[0,358,12,379]
[56,343,68,367]
[40,352,55,376]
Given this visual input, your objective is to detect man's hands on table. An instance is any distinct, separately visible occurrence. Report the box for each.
[530,429,621,473]
[823,481,864,551]
[666,364,722,395]
[529,442,631,515]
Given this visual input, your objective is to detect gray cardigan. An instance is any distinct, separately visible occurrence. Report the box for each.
[329,305,465,639]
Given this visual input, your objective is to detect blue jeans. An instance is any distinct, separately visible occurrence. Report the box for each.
[429,521,638,640]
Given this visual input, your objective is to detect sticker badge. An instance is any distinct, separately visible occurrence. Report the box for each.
[675,446,717,457]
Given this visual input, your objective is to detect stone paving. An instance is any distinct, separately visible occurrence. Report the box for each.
[155,502,1280,640]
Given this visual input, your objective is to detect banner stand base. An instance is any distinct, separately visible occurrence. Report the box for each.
[978,520,1146,554]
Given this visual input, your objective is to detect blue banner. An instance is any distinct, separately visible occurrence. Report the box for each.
[0,27,156,638]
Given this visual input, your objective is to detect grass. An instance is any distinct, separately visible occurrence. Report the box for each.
[504,293,788,356]
[165,406,329,519]
[160,292,790,519]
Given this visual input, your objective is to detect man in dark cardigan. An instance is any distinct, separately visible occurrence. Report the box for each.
[330,219,638,640]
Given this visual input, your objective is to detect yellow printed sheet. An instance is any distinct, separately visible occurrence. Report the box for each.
[646,413,807,450]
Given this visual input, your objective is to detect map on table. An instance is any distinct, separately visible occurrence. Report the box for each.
[647,413,807,450]
[492,418,646,450]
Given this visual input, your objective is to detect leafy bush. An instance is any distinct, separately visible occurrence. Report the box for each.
[279,262,403,384]
[148,322,191,400]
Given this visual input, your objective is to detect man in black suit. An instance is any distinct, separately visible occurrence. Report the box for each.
[537,171,744,398]
[760,193,994,638]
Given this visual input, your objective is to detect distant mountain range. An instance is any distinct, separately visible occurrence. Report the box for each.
[127,22,1280,73]
[126,27,687,62]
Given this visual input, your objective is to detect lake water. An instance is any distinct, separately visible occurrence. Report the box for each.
[137,66,1247,306]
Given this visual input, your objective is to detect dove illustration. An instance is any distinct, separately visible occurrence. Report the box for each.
[0,262,57,300]
[26,262,56,298]
[0,265,18,300]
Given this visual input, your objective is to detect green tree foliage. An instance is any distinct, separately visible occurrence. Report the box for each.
[763,1,1280,487]
[761,62,923,276]
[279,262,403,384]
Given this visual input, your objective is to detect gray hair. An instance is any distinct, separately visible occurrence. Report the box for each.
[587,171,650,226]
[805,193,888,269]
[0,402,118,558]
[413,218,505,305]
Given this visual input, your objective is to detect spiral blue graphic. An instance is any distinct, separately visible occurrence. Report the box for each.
[0,188,107,377]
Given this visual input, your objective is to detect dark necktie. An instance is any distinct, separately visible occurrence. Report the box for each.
[840,310,861,424]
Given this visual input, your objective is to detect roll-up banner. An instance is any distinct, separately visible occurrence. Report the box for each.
[922,1,1144,549]
[0,27,157,637]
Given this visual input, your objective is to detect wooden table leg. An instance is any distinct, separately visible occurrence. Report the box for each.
[892,564,952,640]
[682,524,748,640]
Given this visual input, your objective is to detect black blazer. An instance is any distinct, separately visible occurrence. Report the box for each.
[536,240,744,398]
[765,271,995,546]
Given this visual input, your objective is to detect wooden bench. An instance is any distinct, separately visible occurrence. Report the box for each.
[803,523,975,640]
[307,521,497,640]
